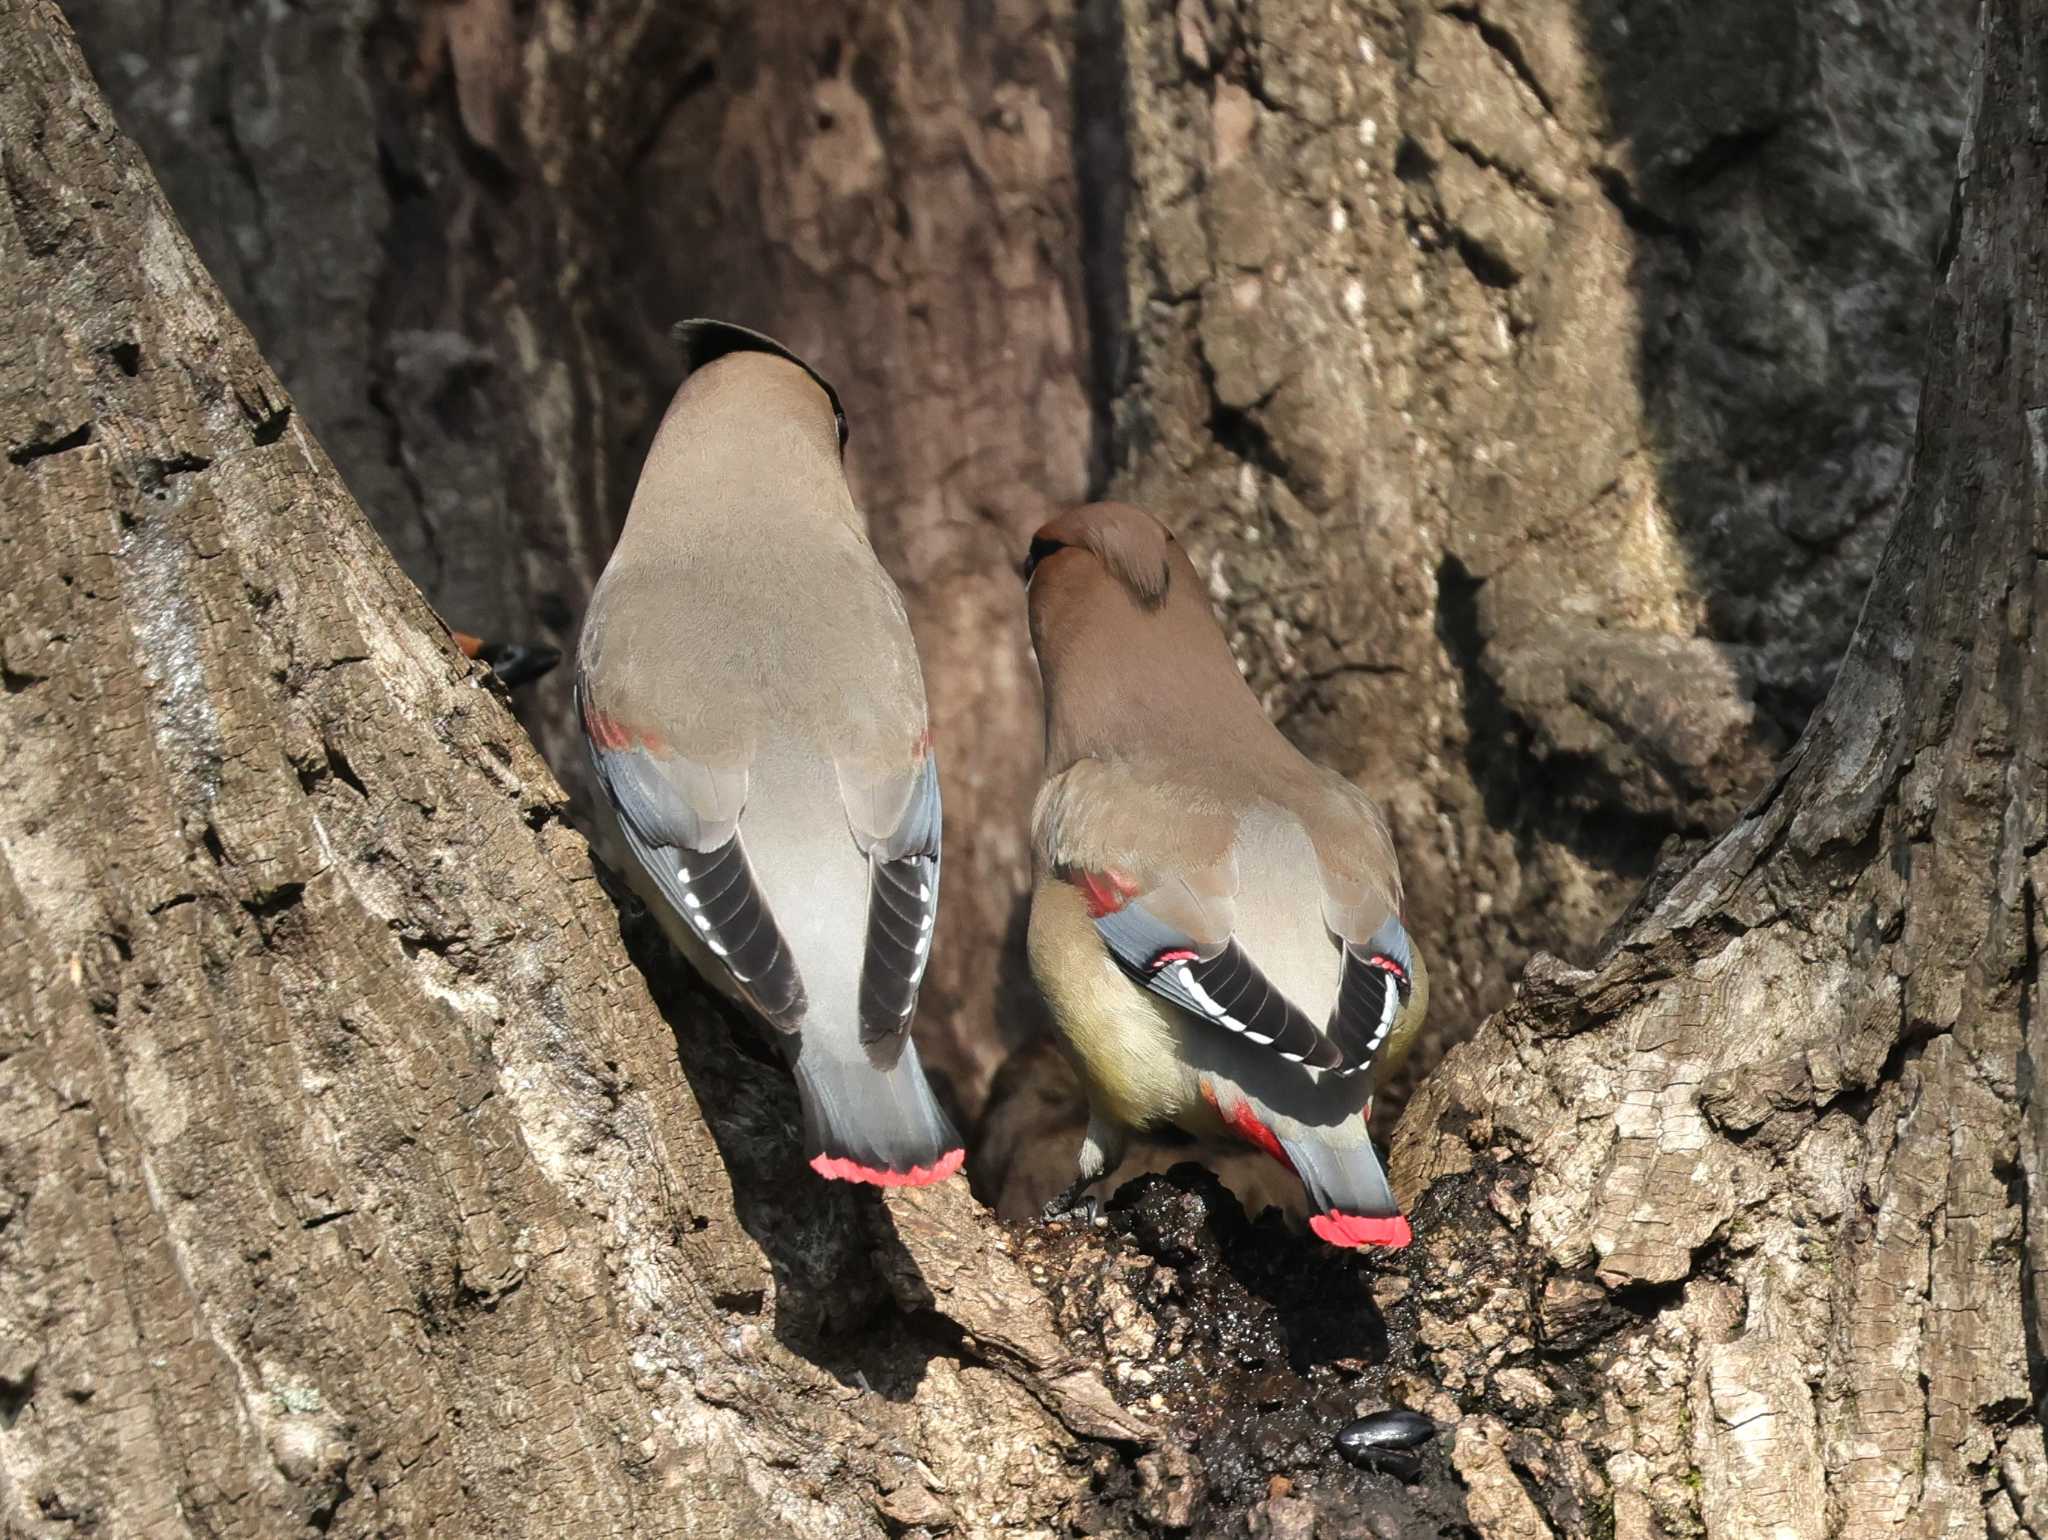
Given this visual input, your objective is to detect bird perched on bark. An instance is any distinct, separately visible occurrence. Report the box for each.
[576,319,962,1187]
[1022,502,1426,1247]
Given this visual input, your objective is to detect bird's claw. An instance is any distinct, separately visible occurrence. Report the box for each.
[1040,1186,1101,1225]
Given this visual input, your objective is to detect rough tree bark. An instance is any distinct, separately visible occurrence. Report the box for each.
[2,2,2039,1540]
[56,0,1096,1121]
[1093,0,1975,1100]
[54,0,1978,1220]
[993,0,1974,1215]
[1384,0,2048,1526]
[0,7,1140,1532]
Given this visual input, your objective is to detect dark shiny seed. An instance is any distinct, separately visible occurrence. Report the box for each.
[1336,1408,1438,1465]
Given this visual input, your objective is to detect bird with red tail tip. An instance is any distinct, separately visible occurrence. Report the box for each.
[577,319,963,1189]
[1021,502,1428,1248]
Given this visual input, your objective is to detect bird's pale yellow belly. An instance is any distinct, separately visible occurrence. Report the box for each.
[1028,877,1206,1132]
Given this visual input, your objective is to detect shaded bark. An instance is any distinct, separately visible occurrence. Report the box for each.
[59,0,1092,1119]
[1388,0,2048,1526]
[2,1,2039,1538]
[57,0,1977,1222]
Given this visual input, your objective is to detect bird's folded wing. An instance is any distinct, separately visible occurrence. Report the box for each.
[1094,890,1347,1071]
[1037,757,1360,1074]
[839,751,942,1049]
[1306,775,1409,1078]
[581,682,806,1028]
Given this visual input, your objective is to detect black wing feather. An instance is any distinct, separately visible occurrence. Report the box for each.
[858,754,942,1047]
[1093,900,1345,1072]
[1326,944,1410,1078]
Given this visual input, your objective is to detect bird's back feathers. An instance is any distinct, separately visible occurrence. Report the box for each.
[1023,501,1422,1244]
[578,331,958,1183]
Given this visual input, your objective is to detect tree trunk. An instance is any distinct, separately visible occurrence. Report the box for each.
[1387,0,2047,1527]
[0,7,1138,1532]
[53,0,1095,1123]
[2,0,2038,1538]
[1097,0,1977,1109]
[52,0,1979,1219]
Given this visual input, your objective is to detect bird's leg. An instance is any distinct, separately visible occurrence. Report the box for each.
[1041,1112,1126,1223]
[1040,1175,1097,1224]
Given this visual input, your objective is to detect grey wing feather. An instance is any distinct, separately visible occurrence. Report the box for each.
[600,744,723,850]
[580,682,806,1028]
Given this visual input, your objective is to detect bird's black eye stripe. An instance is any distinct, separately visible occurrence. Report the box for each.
[834,409,850,451]
[1021,535,1066,582]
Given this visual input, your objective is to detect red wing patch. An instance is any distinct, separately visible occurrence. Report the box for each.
[1201,1081,1296,1173]
[1070,866,1140,919]
[581,700,664,753]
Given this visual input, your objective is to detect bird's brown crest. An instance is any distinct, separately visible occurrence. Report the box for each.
[1027,501,1173,609]
[671,318,849,452]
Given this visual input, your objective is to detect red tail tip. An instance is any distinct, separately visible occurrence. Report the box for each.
[809,1147,967,1188]
[1309,1210,1412,1249]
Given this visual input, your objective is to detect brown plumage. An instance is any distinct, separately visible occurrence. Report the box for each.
[1024,501,1425,1247]
[577,320,960,1187]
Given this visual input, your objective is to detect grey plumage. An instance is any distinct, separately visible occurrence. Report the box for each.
[578,322,961,1186]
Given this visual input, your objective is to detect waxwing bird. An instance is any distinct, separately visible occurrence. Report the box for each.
[577,319,962,1187]
[1022,502,1427,1247]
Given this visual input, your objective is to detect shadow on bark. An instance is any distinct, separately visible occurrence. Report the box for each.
[8,0,2038,1534]
[596,856,964,1397]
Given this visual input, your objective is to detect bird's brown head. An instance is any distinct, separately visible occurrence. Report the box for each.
[668,318,849,457]
[1023,501,1266,765]
[1023,500,1175,608]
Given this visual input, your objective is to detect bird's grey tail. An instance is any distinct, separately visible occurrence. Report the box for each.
[792,1038,964,1187]
[1279,1123,1412,1249]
